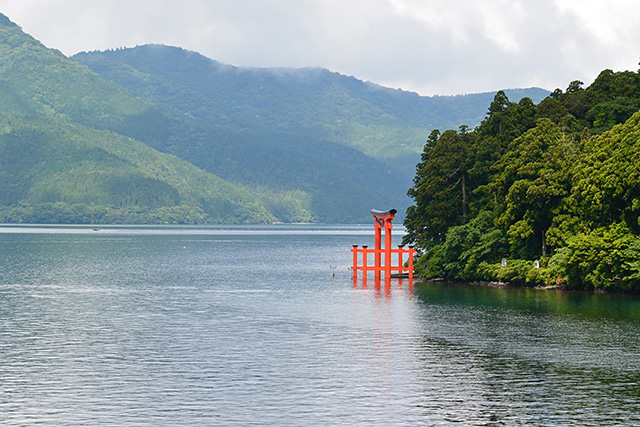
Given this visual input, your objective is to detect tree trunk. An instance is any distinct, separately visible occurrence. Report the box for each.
[541,228,547,258]
[461,172,467,223]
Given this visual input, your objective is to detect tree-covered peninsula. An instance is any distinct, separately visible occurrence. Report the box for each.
[403,69,640,292]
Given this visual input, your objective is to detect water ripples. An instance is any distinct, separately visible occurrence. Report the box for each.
[1,226,640,425]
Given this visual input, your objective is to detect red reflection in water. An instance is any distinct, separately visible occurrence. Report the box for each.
[352,275,414,298]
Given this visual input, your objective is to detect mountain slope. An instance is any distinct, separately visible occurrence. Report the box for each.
[71,45,548,222]
[0,113,287,223]
[72,46,416,222]
[0,14,307,224]
[0,13,549,224]
[73,45,549,160]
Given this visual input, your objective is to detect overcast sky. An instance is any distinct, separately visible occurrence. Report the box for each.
[0,0,638,96]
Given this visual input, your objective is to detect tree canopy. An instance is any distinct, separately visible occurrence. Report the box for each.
[404,69,640,292]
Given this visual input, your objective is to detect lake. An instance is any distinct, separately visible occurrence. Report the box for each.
[1,224,640,425]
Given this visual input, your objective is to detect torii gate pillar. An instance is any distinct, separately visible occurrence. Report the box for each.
[371,209,396,279]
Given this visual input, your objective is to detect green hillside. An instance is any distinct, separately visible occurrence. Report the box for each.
[71,45,547,222]
[73,45,548,160]
[0,113,292,224]
[0,13,550,225]
[0,14,308,224]
[72,45,423,223]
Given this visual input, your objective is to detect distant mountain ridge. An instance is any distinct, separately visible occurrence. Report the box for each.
[73,44,549,160]
[0,12,549,224]
[71,45,548,221]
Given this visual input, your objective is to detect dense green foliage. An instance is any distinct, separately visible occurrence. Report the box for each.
[405,70,640,292]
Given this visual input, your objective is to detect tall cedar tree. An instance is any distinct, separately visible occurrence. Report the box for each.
[403,127,471,249]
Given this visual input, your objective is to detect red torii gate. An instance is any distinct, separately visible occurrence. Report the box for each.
[351,209,414,280]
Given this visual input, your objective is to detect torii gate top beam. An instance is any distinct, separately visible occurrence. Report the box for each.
[371,209,396,226]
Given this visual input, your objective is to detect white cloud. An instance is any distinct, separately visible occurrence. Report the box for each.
[0,0,638,95]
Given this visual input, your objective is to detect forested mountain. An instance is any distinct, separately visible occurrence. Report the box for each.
[73,45,549,160]
[403,70,640,292]
[72,45,548,221]
[0,14,303,224]
[0,12,548,224]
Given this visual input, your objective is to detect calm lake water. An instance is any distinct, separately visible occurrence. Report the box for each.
[1,224,640,426]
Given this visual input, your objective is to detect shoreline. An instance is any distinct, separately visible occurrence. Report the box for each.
[424,277,589,293]
[424,278,640,296]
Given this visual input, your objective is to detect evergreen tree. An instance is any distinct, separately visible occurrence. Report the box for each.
[492,118,580,258]
[404,127,471,248]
